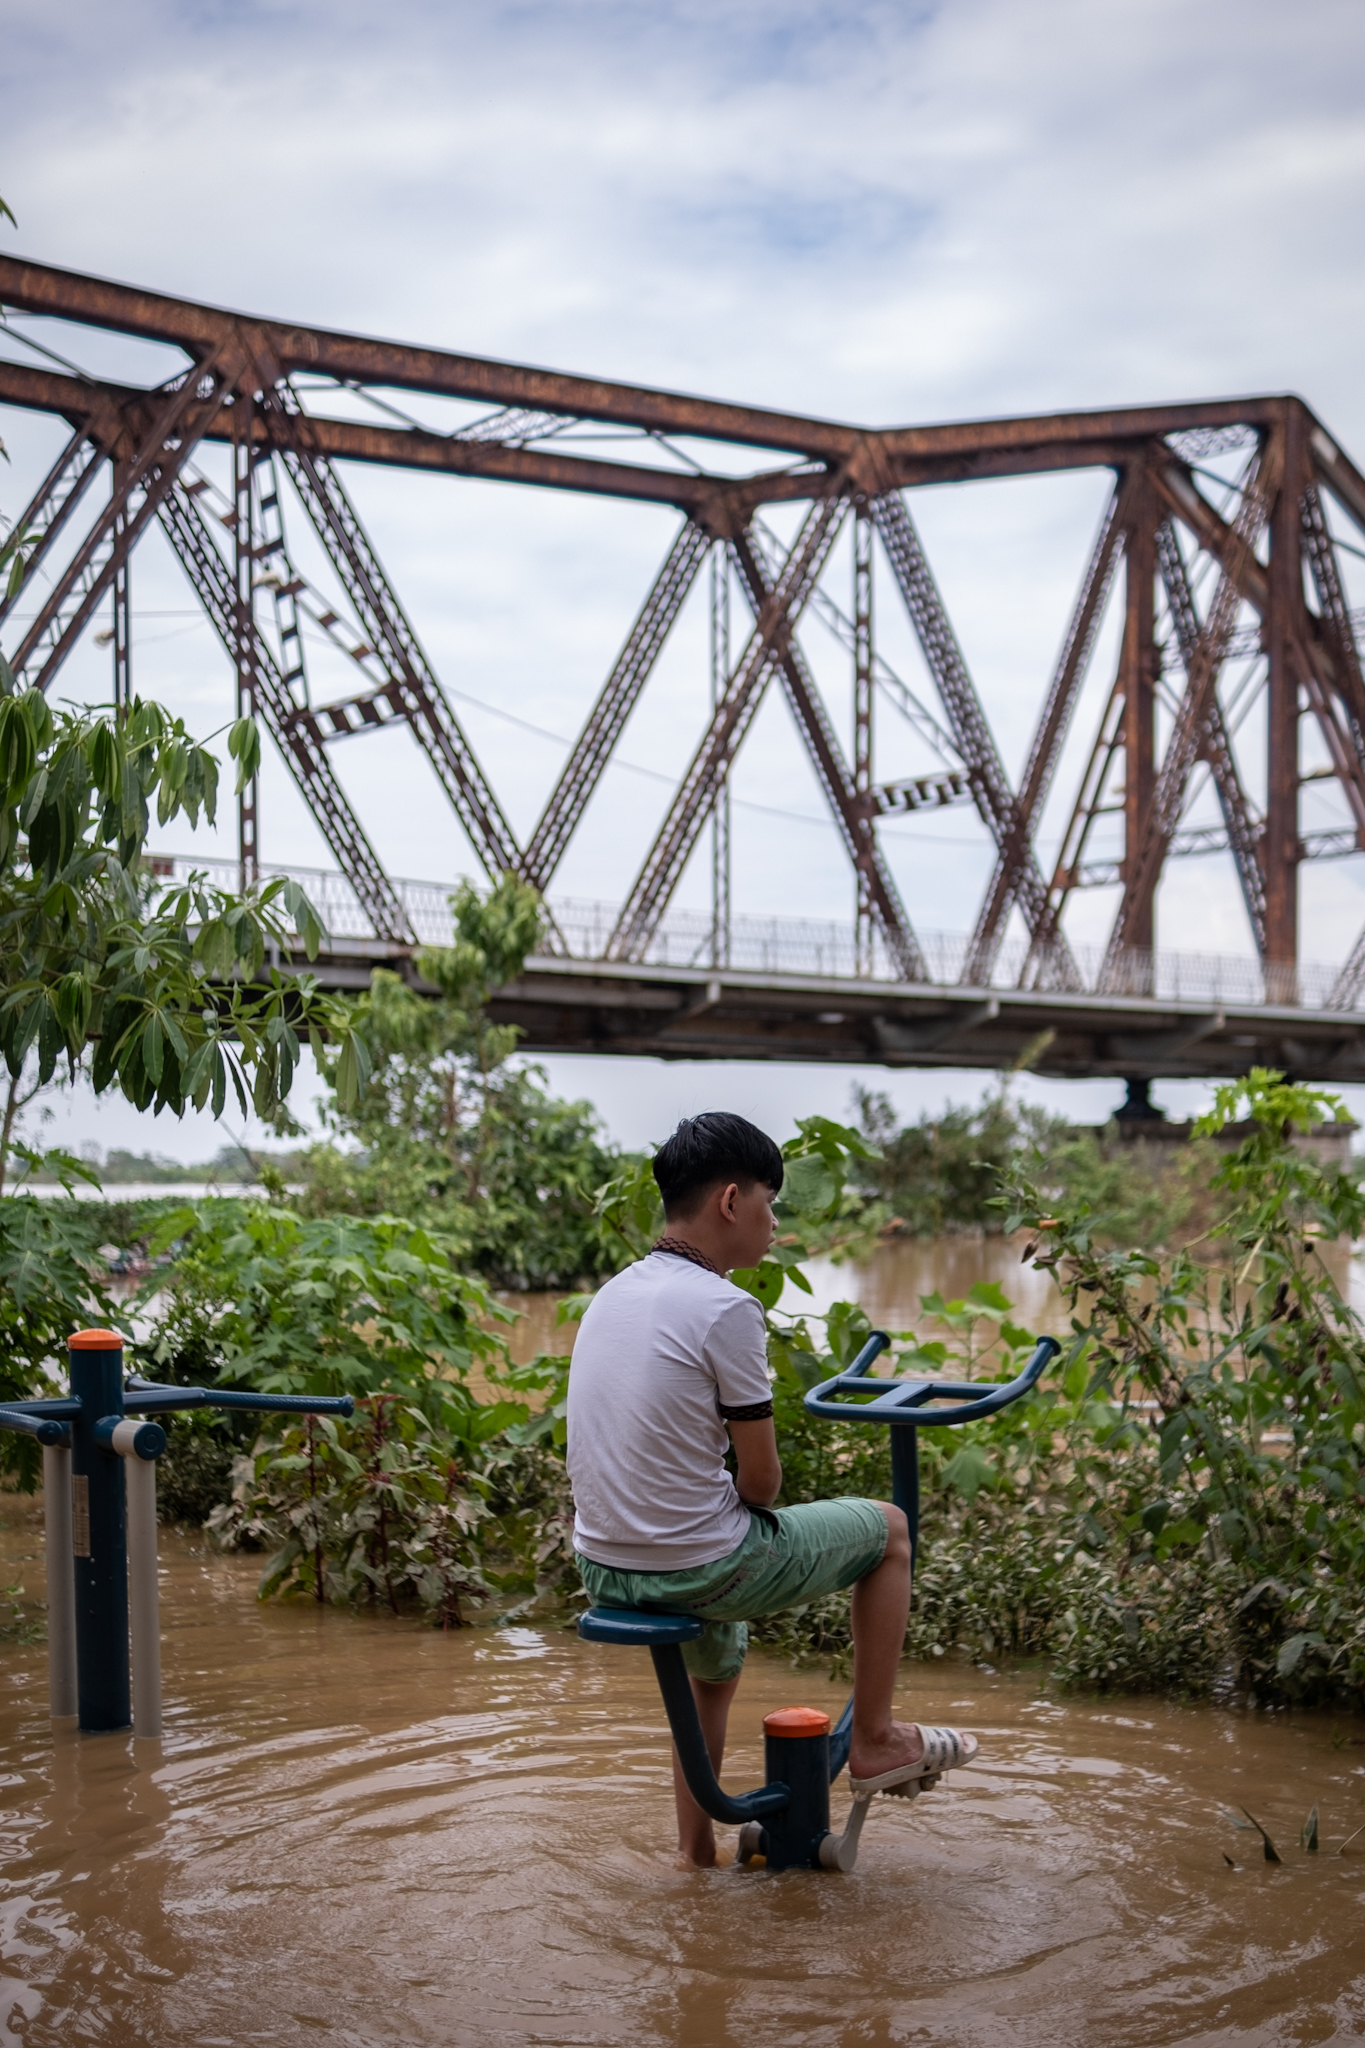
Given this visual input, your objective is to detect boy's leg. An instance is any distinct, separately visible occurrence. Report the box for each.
[848,1502,927,1782]
[671,1672,741,1866]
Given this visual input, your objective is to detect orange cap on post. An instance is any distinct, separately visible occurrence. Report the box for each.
[763,1707,831,1738]
[68,1329,125,1349]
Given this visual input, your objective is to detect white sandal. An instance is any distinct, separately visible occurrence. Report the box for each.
[848,1724,979,1799]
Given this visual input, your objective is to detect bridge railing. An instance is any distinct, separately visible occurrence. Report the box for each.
[147,856,1348,1010]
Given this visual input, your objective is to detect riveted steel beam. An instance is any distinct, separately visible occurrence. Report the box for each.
[9,344,238,693]
[522,520,711,891]
[261,384,523,882]
[607,495,847,961]
[730,526,927,983]
[968,475,1129,978]
[158,483,411,943]
[1156,518,1268,958]
[872,491,1081,989]
[1102,434,1282,980]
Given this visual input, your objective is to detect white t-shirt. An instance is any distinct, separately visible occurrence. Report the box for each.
[566,1251,774,1571]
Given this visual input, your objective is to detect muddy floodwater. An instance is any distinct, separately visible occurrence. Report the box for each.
[496,1237,1072,1366]
[500,1234,1365,1366]
[1,1496,1364,2045]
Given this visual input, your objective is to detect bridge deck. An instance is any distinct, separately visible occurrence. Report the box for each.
[295,938,1365,1082]
[161,860,1365,1079]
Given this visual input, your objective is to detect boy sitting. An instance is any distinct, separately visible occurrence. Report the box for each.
[567,1110,978,1866]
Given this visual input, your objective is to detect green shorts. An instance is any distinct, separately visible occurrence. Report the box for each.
[576,1498,890,1684]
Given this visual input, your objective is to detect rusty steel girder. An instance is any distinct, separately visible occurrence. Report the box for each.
[4,253,1365,1039]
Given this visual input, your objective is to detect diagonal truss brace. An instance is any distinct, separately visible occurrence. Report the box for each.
[1154,518,1268,957]
[264,384,523,882]
[1102,436,1281,978]
[1301,484,1365,774]
[158,481,412,943]
[1155,450,1365,863]
[8,350,235,694]
[967,477,1128,981]
[871,491,1081,989]
[1037,669,1127,939]
[732,527,926,982]
[607,495,847,962]
[0,426,110,638]
[753,514,961,769]
[522,519,711,892]
[1303,485,1365,1009]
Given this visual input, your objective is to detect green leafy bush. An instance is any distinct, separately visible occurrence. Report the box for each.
[300,876,617,1286]
[0,691,366,1133]
[95,1052,1365,1711]
[0,1177,122,1485]
[853,1083,1214,1247]
[141,1201,514,1426]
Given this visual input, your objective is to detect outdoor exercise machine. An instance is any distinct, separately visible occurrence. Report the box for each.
[579,1328,1059,1871]
[0,1329,354,1737]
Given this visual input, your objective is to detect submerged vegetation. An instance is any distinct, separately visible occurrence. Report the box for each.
[759,1072,1365,1708]
[1,832,1364,1708]
[851,1083,1223,1250]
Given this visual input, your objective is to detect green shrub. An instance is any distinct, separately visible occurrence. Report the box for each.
[209,1396,575,1625]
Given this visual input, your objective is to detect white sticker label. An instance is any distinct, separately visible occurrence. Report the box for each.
[71,1475,90,1559]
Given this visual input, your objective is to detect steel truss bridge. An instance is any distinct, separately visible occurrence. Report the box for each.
[4,256,1365,1083]
[143,855,1365,1082]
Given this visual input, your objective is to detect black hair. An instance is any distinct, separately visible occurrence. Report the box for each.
[652,1112,784,1219]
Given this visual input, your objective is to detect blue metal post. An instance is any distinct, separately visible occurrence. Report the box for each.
[889,1424,921,1568]
[0,1337,355,1743]
[68,1331,130,1734]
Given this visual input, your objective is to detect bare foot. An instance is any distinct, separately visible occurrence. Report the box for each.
[673,1844,722,1869]
[848,1717,925,1783]
[674,1828,719,1868]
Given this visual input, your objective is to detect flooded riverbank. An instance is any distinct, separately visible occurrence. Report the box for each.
[1,1489,1364,2044]
[499,1229,1365,1365]
[495,1234,1069,1365]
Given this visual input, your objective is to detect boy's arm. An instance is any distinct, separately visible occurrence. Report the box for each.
[728,1417,782,1507]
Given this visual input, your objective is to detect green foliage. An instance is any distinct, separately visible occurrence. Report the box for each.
[987,1068,1365,1703]
[305,875,616,1286]
[141,1199,515,1430]
[210,1397,509,1622]
[141,1055,1365,1710]
[154,1422,240,1526]
[854,1083,1207,1247]
[741,1070,1365,1708]
[0,518,34,606]
[0,689,367,1138]
[855,1084,1061,1235]
[0,1186,124,1486]
[206,1386,576,1621]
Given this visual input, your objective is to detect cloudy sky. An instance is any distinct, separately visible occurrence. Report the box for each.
[3,0,1365,1157]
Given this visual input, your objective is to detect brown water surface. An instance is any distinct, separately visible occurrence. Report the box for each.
[1,1492,1364,2045]
[501,1234,1365,1366]
[495,1237,1068,1367]
[803,1234,1069,1337]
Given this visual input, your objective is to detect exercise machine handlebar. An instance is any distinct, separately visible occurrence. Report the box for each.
[805,1330,1060,1426]
[0,1405,72,1446]
[123,1374,355,1417]
[804,1329,1060,1568]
